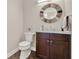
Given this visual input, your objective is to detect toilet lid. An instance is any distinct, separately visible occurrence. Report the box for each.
[19,41,30,46]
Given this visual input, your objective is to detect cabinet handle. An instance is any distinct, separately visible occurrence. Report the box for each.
[50,40,53,45]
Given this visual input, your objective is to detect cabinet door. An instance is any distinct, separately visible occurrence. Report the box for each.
[50,41,71,59]
[50,34,71,59]
[36,38,49,59]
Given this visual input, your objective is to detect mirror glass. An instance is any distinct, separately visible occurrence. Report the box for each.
[44,7,57,20]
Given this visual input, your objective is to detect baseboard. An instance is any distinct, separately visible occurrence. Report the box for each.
[7,47,36,58]
[7,47,19,58]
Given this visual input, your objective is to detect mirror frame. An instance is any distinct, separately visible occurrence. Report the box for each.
[40,3,63,23]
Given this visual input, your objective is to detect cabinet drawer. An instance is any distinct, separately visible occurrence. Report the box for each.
[36,32,49,39]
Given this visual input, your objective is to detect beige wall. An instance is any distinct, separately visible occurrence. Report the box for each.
[65,0,72,15]
[23,0,66,32]
[7,0,23,54]
[7,0,72,55]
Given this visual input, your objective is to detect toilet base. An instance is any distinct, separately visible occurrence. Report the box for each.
[20,49,31,59]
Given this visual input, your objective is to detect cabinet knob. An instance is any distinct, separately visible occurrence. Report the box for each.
[47,40,50,43]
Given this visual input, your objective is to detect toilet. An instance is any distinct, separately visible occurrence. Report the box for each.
[19,32,35,59]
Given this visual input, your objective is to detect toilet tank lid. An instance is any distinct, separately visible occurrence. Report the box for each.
[19,41,30,46]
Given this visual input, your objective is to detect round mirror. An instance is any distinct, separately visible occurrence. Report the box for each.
[44,7,57,20]
[40,3,63,23]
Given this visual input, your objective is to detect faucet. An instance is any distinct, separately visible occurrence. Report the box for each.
[41,25,44,31]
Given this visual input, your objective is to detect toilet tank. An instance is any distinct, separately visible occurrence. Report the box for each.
[24,32,35,42]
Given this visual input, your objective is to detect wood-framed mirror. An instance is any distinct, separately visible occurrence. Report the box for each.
[40,3,63,23]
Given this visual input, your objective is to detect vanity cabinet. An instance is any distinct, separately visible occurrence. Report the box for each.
[36,32,71,59]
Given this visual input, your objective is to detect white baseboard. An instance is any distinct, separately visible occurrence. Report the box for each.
[7,47,36,58]
[7,47,19,58]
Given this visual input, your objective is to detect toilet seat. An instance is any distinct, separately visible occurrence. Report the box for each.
[19,41,31,50]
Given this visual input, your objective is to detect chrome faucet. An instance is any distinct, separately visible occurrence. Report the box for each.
[41,25,44,31]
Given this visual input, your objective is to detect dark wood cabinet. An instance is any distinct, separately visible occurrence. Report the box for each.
[36,33,50,59]
[36,32,71,59]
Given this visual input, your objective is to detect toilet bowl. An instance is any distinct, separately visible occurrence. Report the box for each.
[19,32,35,59]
